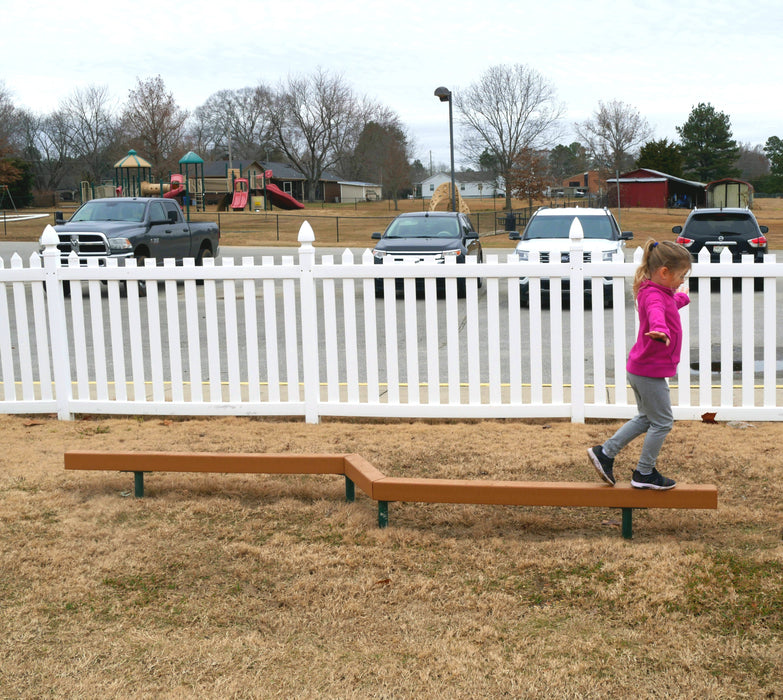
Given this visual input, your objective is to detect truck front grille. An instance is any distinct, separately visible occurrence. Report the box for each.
[57,232,111,257]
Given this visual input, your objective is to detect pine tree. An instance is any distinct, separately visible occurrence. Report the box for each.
[676,103,739,181]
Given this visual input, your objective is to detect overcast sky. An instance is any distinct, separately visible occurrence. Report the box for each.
[4,0,781,169]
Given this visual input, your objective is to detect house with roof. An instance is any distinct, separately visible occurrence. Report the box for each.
[606,168,706,208]
[561,170,605,196]
[419,171,505,200]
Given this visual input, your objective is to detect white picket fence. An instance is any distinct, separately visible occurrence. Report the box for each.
[1,222,781,422]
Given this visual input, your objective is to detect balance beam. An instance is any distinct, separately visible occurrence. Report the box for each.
[64,451,717,539]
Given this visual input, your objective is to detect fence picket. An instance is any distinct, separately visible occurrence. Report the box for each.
[106,262,127,402]
[341,250,360,404]
[0,258,16,401]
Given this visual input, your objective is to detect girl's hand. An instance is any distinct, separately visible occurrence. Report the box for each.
[645,330,670,346]
[677,282,689,294]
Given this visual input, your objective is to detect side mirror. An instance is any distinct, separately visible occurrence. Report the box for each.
[54,211,65,225]
[760,225,769,234]
[371,232,382,240]
[465,230,478,239]
[672,225,683,234]
[508,231,520,240]
[620,231,633,240]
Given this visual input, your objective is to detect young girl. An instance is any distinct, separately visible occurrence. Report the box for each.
[588,240,692,490]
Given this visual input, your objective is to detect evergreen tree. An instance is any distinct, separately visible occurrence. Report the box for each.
[676,103,739,181]
[763,135,783,175]
[636,138,683,176]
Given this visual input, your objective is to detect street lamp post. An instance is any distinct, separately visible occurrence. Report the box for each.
[434,86,456,212]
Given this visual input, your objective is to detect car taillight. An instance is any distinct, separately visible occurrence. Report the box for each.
[676,236,694,247]
[749,236,767,248]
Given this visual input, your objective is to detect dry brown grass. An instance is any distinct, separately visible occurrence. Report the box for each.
[1,414,781,698]
[7,197,783,250]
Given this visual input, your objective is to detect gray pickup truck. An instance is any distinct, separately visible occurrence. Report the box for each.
[53,197,220,270]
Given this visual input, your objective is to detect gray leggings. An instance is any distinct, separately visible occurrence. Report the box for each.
[602,373,673,475]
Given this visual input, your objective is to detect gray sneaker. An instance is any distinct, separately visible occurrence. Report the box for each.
[631,469,676,490]
[587,445,615,486]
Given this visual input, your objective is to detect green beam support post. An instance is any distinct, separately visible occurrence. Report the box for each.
[134,471,144,498]
[345,476,355,502]
[378,501,389,528]
[621,508,633,539]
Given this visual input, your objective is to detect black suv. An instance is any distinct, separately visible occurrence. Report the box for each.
[371,211,483,295]
[672,208,768,263]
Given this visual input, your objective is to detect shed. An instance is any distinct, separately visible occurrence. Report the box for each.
[338,181,382,203]
[706,178,753,208]
[607,168,706,208]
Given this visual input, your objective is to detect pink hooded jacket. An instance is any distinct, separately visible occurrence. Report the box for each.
[627,280,690,378]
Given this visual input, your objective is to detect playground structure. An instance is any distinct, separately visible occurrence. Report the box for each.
[110,150,207,219]
[221,168,305,212]
[429,181,470,214]
[75,150,306,214]
[140,173,186,199]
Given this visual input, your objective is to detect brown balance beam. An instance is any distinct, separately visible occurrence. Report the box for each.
[64,451,718,539]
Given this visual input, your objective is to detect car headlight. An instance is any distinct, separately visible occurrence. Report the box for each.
[372,249,387,259]
[108,237,133,251]
[517,250,530,261]
[602,250,615,261]
[442,249,461,256]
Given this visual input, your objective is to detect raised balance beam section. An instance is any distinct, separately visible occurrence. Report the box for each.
[64,451,718,539]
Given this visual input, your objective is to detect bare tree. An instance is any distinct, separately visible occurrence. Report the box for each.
[455,64,564,210]
[61,84,118,183]
[351,117,412,208]
[192,84,275,162]
[507,148,548,208]
[0,81,24,184]
[269,68,374,201]
[121,75,188,178]
[17,109,73,192]
[734,142,769,181]
[575,100,652,176]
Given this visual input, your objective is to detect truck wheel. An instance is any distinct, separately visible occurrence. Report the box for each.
[196,246,213,265]
[196,246,212,285]
[133,253,148,297]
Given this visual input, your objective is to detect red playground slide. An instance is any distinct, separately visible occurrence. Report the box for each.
[164,173,185,199]
[230,177,249,210]
[265,182,305,210]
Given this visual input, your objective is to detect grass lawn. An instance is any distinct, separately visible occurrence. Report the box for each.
[6,197,783,250]
[1,414,781,697]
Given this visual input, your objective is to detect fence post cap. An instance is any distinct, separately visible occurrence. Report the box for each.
[40,224,59,248]
[298,220,315,253]
[568,217,584,241]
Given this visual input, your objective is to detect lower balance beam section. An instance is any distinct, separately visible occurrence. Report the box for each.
[371,479,718,539]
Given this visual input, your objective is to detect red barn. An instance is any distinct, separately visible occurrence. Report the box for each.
[607,168,706,208]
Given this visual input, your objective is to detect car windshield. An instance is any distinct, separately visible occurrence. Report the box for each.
[70,201,146,223]
[686,213,756,237]
[384,216,460,239]
[524,215,615,240]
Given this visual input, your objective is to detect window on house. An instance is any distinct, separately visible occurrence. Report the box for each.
[429,184,434,192]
